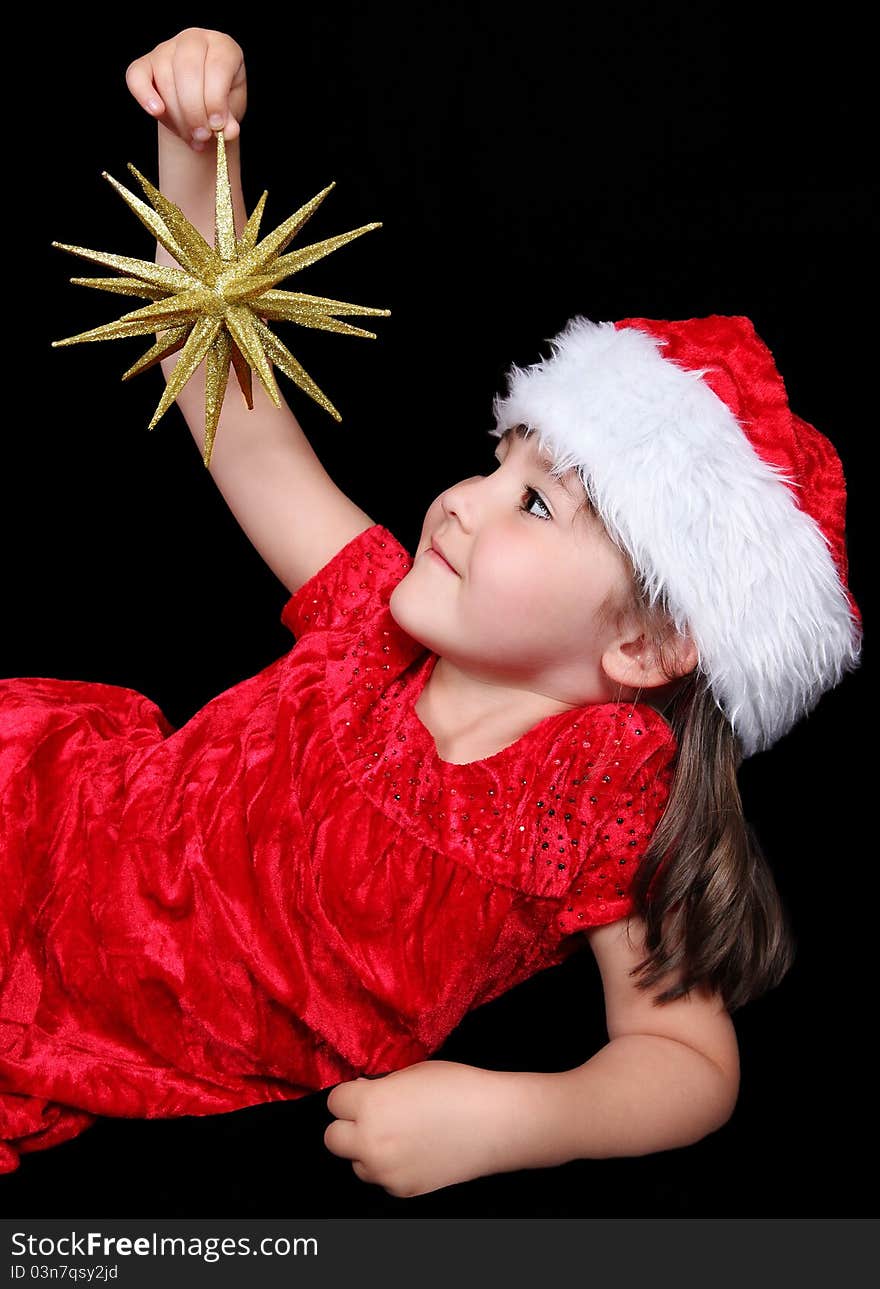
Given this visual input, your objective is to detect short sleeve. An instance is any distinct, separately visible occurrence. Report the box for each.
[280,523,413,641]
[555,715,676,935]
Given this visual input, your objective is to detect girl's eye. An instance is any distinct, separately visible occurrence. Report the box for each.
[519,486,552,521]
[487,454,552,521]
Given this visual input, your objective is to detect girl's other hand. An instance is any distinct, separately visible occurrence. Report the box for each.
[125,27,247,152]
[325,1060,522,1198]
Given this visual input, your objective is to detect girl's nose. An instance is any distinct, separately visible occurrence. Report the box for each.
[440,473,486,529]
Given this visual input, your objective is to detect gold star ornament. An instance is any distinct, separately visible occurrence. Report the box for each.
[51,129,391,467]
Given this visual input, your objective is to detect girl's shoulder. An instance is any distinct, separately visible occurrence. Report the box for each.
[280,523,411,641]
[571,698,677,779]
[544,701,677,930]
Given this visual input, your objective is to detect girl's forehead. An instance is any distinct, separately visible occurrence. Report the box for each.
[501,423,554,466]
[501,424,582,497]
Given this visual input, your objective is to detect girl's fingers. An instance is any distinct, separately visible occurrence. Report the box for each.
[203,51,235,135]
[125,57,164,117]
[151,60,187,145]
[126,32,245,149]
[171,37,212,144]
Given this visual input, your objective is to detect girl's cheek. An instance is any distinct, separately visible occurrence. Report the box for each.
[468,543,527,605]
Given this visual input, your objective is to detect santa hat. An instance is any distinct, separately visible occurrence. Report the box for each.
[489,315,862,758]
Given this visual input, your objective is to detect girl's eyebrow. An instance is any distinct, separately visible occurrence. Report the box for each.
[496,425,580,497]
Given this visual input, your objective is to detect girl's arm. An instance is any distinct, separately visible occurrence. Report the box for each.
[128,30,376,599]
[155,125,376,598]
[542,914,742,1157]
[483,1027,738,1168]
[491,917,739,1165]
[325,917,739,1197]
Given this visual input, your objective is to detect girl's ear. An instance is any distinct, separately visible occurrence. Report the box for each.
[602,627,699,693]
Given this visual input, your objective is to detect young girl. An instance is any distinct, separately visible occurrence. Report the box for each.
[0,29,862,1198]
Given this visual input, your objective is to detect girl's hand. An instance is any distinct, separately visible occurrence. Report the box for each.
[324,1060,518,1198]
[125,27,247,152]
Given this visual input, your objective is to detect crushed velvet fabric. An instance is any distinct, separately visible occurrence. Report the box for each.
[0,523,676,1173]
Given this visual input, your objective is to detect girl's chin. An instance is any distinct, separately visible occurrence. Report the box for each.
[388,588,444,653]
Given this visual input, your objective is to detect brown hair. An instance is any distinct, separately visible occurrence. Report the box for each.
[574,491,798,1014]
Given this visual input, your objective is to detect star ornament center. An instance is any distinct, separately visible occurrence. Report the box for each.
[51,128,391,467]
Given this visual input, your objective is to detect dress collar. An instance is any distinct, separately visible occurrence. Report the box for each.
[325,607,676,896]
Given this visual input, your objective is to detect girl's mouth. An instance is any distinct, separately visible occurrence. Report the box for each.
[428,545,458,574]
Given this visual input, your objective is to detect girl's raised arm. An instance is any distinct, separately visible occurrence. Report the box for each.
[126,29,376,598]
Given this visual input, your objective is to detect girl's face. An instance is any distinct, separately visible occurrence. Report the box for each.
[389,426,640,706]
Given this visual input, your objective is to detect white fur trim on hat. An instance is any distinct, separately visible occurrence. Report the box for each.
[489,316,861,758]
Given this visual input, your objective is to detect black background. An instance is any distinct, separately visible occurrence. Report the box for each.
[1,3,874,1217]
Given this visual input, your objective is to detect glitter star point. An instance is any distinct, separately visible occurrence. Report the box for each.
[51,129,391,467]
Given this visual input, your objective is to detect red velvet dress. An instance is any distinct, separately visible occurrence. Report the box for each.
[0,523,676,1174]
